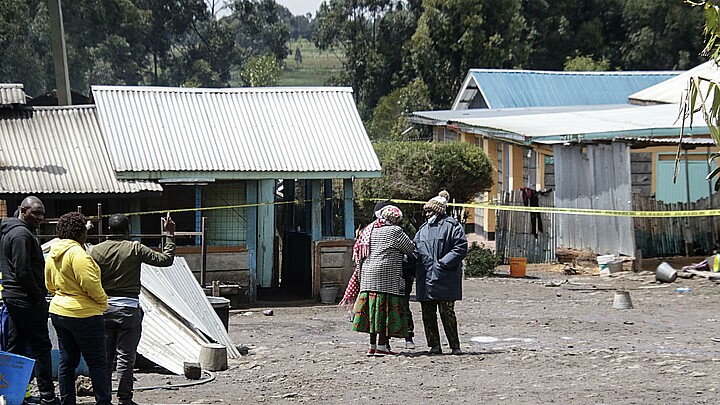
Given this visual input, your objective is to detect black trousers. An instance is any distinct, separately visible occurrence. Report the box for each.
[530,212,543,235]
[52,314,111,405]
[403,277,414,339]
[4,297,56,401]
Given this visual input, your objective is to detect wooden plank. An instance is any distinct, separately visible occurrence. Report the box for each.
[685,269,720,280]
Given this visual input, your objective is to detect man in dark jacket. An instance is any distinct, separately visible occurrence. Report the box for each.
[414,191,468,355]
[0,196,59,404]
[90,213,175,405]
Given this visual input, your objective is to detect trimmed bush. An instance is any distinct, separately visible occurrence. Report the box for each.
[464,242,502,277]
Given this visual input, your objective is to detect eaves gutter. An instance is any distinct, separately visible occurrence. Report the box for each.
[450,123,712,146]
[528,126,712,145]
[451,122,530,146]
[407,115,447,126]
[114,170,383,181]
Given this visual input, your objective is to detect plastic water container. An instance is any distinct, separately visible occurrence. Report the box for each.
[509,257,527,278]
[0,351,35,405]
[597,254,615,275]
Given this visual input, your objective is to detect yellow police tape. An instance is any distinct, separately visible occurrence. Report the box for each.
[385,198,720,218]
[86,197,720,219]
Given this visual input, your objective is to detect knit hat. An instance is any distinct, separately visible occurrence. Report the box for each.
[424,190,450,216]
[374,199,392,219]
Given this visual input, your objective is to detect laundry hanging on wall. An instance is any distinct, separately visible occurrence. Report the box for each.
[520,187,553,238]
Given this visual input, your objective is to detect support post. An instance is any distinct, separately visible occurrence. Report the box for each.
[195,185,202,246]
[310,180,322,242]
[304,180,312,232]
[246,181,258,304]
[48,0,71,106]
[97,203,103,237]
[343,179,355,239]
[684,151,692,256]
[323,179,333,237]
[257,179,275,288]
[200,216,207,287]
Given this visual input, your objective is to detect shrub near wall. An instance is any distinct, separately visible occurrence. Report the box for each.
[464,242,502,277]
[355,141,493,230]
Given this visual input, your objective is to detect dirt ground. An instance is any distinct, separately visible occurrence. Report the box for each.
[82,258,720,405]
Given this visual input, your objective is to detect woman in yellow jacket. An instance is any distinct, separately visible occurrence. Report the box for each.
[45,212,110,405]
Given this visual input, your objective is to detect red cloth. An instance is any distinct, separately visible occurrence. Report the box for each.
[339,218,389,307]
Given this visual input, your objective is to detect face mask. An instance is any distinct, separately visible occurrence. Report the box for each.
[427,214,438,224]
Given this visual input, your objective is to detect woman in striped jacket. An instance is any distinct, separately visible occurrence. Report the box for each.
[350,205,415,357]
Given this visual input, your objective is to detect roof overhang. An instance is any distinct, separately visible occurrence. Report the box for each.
[629,60,720,105]
[116,171,381,181]
[413,103,713,146]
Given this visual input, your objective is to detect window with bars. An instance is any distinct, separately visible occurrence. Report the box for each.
[202,181,247,246]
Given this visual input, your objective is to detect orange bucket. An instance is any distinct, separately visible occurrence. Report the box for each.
[509,257,527,277]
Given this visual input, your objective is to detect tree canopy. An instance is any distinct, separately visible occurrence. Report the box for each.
[0,0,708,112]
[355,141,494,227]
[312,0,705,124]
[0,0,293,95]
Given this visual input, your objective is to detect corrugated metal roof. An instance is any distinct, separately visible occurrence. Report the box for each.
[617,136,716,146]
[448,103,710,144]
[0,84,26,105]
[629,60,720,105]
[141,257,240,358]
[409,104,630,126]
[452,70,679,110]
[138,288,207,375]
[92,86,382,179]
[0,106,163,194]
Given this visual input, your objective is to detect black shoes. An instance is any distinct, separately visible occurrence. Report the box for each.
[23,397,59,405]
[428,346,463,355]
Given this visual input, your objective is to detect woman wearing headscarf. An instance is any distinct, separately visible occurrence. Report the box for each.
[349,205,415,356]
[45,212,111,405]
[339,200,390,309]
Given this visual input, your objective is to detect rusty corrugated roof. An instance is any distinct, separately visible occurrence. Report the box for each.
[0,84,26,105]
[0,106,162,194]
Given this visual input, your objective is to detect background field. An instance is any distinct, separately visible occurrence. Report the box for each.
[278,39,345,86]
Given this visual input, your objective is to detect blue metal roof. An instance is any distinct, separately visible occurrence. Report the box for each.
[455,70,679,109]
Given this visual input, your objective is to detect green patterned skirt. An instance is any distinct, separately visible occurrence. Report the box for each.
[351,291,408,338]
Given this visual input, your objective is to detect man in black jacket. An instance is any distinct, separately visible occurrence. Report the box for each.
[0,196,58,404]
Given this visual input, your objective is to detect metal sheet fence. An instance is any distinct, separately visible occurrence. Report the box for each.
[633,193,720,257]
[495,190,556,264]
[498,191,720,262]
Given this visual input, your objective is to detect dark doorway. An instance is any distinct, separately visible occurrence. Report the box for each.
[258,179,313,301]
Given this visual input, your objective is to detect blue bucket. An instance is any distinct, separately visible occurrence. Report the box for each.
[0,351,35,405]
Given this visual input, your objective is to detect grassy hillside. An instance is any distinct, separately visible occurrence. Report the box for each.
[279,39,345,86]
